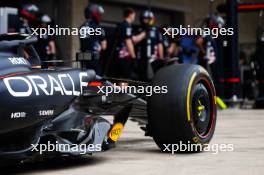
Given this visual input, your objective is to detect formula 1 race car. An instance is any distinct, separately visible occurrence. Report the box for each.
[0,33,216,164]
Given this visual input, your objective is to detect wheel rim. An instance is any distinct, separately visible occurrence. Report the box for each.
[192,83,211,137]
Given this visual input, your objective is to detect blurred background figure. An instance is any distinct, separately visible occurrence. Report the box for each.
[0,0,263,108]
[18,3,39,34]
[79,4,107,75]
[254,12,264,108]
[136,10,164,80]
[35,14,57,68]
[115,8,145,79]
[197,13,225,98]
[178,35,200,64]
[162,27,180,60]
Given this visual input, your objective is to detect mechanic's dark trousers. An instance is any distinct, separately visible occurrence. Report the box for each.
[138,58,165,81]
[138,59,148,81]
[117,58,137,79]
[199,57,224,98]
[151,59,166,73]
[209,61,224,98]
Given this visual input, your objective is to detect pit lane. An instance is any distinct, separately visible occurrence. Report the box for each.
[2,109,264,175]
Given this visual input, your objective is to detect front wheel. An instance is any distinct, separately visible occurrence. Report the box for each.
[148,64,217,152]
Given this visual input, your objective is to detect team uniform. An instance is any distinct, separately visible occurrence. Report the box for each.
[34,33,55,67]
[162,34,171,57]
[136,26,163,80]
[162,33,180,58]
[115,20,135,79]
[178,35,200,64]
[80,20,106,75]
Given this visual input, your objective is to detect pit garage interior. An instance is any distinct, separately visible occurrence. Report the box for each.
[1,0,262,61]
[2,0,263,101]
[0,0,264,174]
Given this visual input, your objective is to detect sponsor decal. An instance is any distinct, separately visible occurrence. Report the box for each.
[3,72,88,97]
[8,57,28,65]
[11,112,26,119]
[108,123,124,142]
[39,110,54,116]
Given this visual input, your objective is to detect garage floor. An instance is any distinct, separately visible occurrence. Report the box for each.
[2,109,264,175]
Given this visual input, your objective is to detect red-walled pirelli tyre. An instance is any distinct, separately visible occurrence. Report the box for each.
[148,64,217,152]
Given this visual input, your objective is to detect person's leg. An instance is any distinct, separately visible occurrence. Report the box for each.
[118,59,132,79]
[138,58,148,81]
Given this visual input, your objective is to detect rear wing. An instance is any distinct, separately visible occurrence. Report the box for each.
[0,33,37,49]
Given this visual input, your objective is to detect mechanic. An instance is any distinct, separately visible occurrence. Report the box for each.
[177,35,200,64]
[18,4,39,34]
[79,4,107,75]
[136,10,164,81]
[17,4,42,68]
[197,14,225,98]
[115,8,146,79]
[34,14,57,68]
[162,26,180,60]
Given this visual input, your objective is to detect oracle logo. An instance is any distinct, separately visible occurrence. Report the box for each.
[3,72,88,97]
